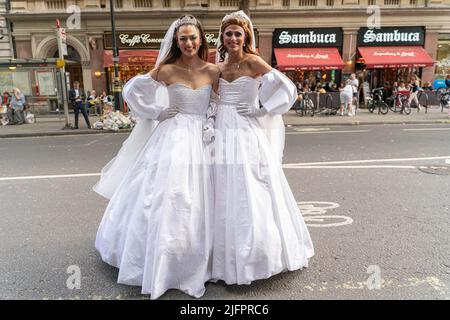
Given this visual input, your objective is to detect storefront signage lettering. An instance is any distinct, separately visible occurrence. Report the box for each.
[273,28,342,48]
[358,27,424,46]
[363,29,420,44]
[118,33,161,47]
[280,31,336,45]
[105,31,226,49]
[287,53,329,60]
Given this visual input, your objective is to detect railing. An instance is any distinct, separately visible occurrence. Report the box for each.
[45,0,67,10]
[133,0,152,8]
[219,0,239,7]
[299,0,317,6]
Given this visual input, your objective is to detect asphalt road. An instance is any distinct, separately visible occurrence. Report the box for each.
[0,123,449,300]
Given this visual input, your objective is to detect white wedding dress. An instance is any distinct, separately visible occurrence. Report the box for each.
[94,75,214,299]
[212,71,314,285]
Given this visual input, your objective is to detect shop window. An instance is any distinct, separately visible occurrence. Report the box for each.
[45,0,67,10]
[298,0,317,6]
[0,70,32,95]
[435,40,450,80]
[384,0,399,5]
[220,0,239,6]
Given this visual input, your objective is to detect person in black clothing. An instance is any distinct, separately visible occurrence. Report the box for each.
[445,74,450,89]
[68,81,91,129]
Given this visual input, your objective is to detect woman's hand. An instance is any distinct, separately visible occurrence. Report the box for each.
[235,103,267,117]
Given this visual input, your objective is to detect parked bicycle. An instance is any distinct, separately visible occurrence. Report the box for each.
[295,92,315,117]
[438,87,450,112]
[388,91,411,115]
[367,87,388,115]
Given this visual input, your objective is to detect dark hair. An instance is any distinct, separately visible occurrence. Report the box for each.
[218,16,257,62]
[158,15,208,67]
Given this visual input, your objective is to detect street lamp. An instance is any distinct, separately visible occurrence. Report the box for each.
[109,0,124,112]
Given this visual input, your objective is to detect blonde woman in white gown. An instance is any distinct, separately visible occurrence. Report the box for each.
[93,15,220,299]
[210,11,314,285]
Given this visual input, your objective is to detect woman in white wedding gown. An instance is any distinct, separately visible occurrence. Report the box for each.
[211,11,314,285]
[93,15,220,299]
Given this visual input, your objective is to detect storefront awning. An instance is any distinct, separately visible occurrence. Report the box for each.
[274,48,345,71]
[103,50,159,67]
[357,46,434,68]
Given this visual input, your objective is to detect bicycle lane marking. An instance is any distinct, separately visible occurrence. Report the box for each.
[298,201,353,228]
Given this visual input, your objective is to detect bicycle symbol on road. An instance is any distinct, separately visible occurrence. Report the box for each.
[298,201,353,228]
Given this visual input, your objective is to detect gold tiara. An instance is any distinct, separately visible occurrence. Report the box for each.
[175,16,198,28]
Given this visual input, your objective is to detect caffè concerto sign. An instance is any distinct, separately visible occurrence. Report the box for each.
[104,30,258,49]
[357,27,425,46]
[273,28,343,48]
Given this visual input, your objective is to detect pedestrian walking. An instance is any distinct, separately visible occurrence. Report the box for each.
[69,81,91,129]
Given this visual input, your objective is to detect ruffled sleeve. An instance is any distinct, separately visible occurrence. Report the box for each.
[258,69,297,114]
[122,74,168,119]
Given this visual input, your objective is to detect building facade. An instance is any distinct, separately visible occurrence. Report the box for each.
[4,0,450,109]
[0,0,13,59]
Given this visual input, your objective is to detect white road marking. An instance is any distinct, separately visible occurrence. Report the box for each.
[0,132,128,140]
[283,155,450,167]
[285,165,417,169]
[298,201,353,228]
[286,130,370,135]
[83,140,98,146]
[0,173,100,181]
[403,127,450,131]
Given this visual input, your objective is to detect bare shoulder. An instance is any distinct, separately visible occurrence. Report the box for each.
[204,62,221,81]
[204,62,221,75]
[149,64,173,82]
[246,54,272,75]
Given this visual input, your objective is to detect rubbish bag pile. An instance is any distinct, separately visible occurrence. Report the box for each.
[92,103,137,131]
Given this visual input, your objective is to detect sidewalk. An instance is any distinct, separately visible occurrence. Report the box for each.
[0,106,449,138]
[284,105,450,127]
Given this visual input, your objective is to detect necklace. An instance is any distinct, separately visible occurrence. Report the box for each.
[228,61,241,69]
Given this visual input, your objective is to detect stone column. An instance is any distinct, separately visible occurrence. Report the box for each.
[257,28,274,65]
[82,61,93,93]
[422,29,439,84]
[342,27,358,75]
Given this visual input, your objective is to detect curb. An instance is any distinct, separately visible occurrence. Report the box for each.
[0,128,132,138]
[285,119,450,127]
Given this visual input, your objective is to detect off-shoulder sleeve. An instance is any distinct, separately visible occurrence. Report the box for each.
[122,74,168,119]
[259,69,297,114]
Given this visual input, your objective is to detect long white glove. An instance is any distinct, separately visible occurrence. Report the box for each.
[236,103,267,118]
[157,106,179,122]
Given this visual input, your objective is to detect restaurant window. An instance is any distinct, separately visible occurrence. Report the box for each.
[435,39,450,80]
